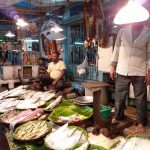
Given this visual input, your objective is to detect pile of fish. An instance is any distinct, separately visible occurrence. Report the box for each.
[0,110,20,123]
[16,92,55,109]
[0,98,21,113]
[45,123,87,150]
[111,137,150,150]
[13,120,51,141]
[0,85,57,112]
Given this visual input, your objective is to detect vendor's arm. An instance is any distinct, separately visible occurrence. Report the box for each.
[110,29,122,80]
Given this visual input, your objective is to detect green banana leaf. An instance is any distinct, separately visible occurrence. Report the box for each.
[127,134,150,139]
[13,120,52,141]
[25,142,50,150]
[49,100,93,123]
[73,143,107,150]
[5,131,26,150]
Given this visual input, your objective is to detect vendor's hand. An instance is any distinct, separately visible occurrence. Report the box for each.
[110,66,116,80]
[145,71,150,85]
[52,80,57,86]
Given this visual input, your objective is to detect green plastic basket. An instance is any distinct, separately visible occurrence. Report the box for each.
[100,104,112,119]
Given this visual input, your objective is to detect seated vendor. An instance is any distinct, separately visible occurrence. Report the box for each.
[31,57,47,84]
[40,51,66,92]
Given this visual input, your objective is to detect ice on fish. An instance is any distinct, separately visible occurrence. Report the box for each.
[45,124,84,150]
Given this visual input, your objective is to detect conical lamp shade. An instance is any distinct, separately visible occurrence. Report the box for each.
[114,0,149,25]
[5,31,15,37]
[46,32,66,41]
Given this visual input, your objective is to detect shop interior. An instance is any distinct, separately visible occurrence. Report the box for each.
[0,0,150,150]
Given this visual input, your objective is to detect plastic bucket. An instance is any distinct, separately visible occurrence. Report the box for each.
[100,104,112,119]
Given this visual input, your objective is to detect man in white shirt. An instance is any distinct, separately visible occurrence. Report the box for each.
[40,51,66,92]
[110,22,150,133]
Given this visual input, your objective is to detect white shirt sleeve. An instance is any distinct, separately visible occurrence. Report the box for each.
[147,37,150,71]
[111,28,123,65]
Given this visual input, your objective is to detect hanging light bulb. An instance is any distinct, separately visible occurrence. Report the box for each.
[114,0,149,25]
[50,25,63,33]
[5,31,15,37]
[16,18,28,27]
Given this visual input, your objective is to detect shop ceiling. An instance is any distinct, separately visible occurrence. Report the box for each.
[0,0,150,36]
[0,0,84,36]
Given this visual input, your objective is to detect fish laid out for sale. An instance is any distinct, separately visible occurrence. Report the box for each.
[0,85,28,100]
[74,141,90,150]
[45,123,86,150]
[45,95,62,111]
[16,93,55,109]
[0,90,8,99]
[58,113,83,123]
[13,120,51,141]
[0,98,21,113]
[7,89,27,98]
[9,108,44,130]
[0,110,20,123]
[111,137,150,150]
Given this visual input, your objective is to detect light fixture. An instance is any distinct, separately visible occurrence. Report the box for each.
[41,19,63,33]
[16,18,28,27]
[46,32,66,41]
[50,25,63,33]
[114,0,149,25]
[5,31,15,37]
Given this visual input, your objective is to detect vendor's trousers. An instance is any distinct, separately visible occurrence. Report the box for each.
[115,74,147,125]
[39,74,64,91]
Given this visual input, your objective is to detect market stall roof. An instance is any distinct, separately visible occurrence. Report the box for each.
[0,0,84,36]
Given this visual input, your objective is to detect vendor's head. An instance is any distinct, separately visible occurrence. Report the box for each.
[39,57,45,65]
[51,51,59,62]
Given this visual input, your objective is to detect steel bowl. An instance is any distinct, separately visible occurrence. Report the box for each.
[75,96,93,104]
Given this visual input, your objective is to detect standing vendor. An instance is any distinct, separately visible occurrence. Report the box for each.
[110,21,150,133]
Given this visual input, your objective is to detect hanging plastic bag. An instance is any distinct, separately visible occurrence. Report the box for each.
[77,56,88,75]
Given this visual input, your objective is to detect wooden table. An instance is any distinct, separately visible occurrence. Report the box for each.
[81,81,111,104]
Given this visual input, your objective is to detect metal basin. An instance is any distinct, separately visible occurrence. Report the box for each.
[75,96,93,104]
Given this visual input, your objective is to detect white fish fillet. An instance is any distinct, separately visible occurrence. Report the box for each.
[45,95,62,110]
[112,137,150,150]
[74,141,89,150]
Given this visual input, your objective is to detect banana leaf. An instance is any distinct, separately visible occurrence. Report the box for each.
[49,100,93,123]
[127,134,150,139]
[5,131,26,150]
[73,143,107,150]
[25,142,50,150]
[13,120,52,141]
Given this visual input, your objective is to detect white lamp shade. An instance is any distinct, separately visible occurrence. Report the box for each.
[50,25,63,33]
[114,0,149,25]
[16,18,28,27]
[5,31,15,37]
[46,32,66,41]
